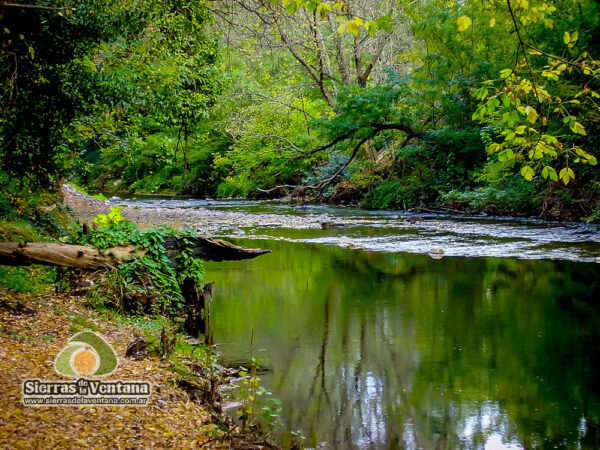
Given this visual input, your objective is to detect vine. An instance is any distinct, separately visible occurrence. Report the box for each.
[81,207,205,315]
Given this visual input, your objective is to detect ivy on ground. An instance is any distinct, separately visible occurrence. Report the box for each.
[81,207,205,315]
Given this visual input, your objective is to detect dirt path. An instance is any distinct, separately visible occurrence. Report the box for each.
[0,288,230,449]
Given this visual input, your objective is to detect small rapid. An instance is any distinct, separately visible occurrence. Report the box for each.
[110,197,600,262]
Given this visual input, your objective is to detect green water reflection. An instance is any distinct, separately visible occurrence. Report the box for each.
[205,240,600,449]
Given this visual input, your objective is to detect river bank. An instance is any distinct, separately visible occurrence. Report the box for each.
[0,186,280,449]
[0,287,277,449]
[62,185,600,263]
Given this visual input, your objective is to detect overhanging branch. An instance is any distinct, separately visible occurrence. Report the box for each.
[257,121,426,198]
[0,2,70,10]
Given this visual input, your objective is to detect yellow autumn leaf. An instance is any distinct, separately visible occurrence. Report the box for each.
[525,106,539,123]
[570,121,586,135]
[457,15,472,32]
[346,21,359,36]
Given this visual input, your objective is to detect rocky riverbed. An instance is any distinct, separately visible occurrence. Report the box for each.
[62,185,600,263]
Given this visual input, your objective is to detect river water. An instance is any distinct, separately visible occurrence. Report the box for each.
[113,198,600,449]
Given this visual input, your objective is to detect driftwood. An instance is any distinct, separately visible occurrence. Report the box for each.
[0,238,270,269]
[163,236,271,262]
[0,238,270,343]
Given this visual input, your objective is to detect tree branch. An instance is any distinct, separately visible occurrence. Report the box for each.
[277,26,336,108]
[0,2,70,10]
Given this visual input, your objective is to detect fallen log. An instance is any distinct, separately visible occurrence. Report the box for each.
[0,238,270,269]
[163,236,271,262]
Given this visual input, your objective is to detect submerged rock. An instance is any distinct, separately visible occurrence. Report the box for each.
[321,222,345,230]
[429,247,445,260]
[338,236,353,246]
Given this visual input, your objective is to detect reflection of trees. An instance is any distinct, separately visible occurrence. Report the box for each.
[208,241,600,449]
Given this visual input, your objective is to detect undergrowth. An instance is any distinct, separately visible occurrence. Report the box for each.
[81,207,205,315]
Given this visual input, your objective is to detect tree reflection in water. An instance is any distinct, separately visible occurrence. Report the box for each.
[206,240,600,449]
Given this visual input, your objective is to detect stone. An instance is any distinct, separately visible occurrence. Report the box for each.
[125,335,148,361]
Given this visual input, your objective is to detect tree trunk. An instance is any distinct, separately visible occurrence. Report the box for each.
[182,279,213,343]
[0,238,270,269]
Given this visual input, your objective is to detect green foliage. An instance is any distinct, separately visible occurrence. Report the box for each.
[469,0,600,186]
[3,0,600,222]
[1,0,222,198]
[0,266,56,294]
[0,0,149,189]
[361,181,405,210]
[82,209,205,315]
[65,0,223,195]
[442,182,540,214]
[237,356,282,433]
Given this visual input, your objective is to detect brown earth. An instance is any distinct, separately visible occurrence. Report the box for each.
[0,288,273,449]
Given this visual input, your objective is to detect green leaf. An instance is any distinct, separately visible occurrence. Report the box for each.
[570,121,586,135]
[365,20,377,38]
[541,166,558,181]
[520,165,535,181]
[285,1,298,14]
[376,15,392,33]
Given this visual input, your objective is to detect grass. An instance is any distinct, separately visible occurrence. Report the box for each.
[0,219,46,242]
[0,266,56,294]
[69,182,108,201]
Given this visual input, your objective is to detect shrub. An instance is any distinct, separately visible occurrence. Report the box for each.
[82,207,205,315]
[442,177,540,214]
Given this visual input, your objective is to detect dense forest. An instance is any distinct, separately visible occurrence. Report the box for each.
[2,2,600,448]
[1,0,599,222]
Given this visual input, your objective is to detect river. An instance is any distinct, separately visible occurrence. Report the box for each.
[113,197,600,449]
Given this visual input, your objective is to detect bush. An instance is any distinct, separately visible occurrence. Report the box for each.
[361,177,435,210]
[442,177,541,214]
[216,175,255,198]
[82,207,205,315]
[361,181,404,210]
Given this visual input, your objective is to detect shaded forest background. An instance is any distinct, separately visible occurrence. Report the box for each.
[1,0,600,221]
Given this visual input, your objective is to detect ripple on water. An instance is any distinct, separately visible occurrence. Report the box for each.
[111,198,600,262]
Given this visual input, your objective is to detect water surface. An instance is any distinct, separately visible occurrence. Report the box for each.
[207,240,600,449]
[111,198,600,448]
[112,198,600,262]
